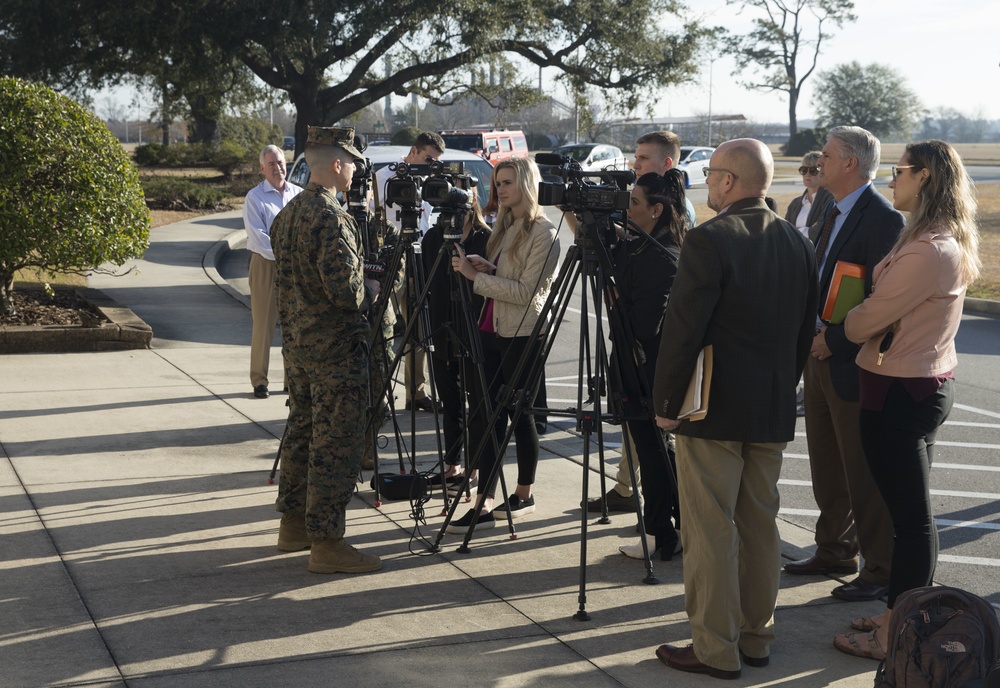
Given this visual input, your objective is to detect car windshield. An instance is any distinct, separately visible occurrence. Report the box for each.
[440,134,484,152]
[553,146,594,162]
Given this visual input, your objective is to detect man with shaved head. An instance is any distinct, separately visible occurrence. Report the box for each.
[651,139,818,679]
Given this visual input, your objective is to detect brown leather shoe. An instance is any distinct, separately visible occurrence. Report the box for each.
[655,644,740,680]
[831,577,889,602]
[783,555,857,576]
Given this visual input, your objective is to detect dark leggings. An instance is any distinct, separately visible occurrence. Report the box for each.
[860,378,953,608]
[469,332,541,498]
[624,418,679,549]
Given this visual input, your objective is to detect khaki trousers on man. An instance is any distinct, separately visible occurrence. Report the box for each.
[676,435,783,672]
[803,356,893,584]
[249,252,279,388]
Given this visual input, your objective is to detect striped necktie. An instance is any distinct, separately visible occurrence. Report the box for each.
[814,206,841,265]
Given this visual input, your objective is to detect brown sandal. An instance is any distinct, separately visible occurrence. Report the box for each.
[833,631,886,661]
[850,616,883,632]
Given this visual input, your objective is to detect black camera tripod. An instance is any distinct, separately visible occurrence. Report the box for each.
[434,207,680,618]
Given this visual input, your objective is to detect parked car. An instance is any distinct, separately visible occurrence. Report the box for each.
[675,146,716,188]
[287,145,496,214]
[551,143,629,171]
[282,136,295,151]
[438,129,528,164]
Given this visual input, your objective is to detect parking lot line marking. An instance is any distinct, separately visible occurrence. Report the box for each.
[954,403,1000,420]
[779,480,1000,500]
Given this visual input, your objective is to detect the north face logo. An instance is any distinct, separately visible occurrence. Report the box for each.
[940,641,968,654]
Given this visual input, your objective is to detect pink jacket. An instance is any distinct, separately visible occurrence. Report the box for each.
[844,226,966,378]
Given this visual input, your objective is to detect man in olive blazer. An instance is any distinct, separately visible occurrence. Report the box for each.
[784,126,904,603]
[651,139,818,679]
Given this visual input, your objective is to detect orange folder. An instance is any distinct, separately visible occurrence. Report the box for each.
[822,261,866,324]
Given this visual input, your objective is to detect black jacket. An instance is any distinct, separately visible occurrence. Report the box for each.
[421,222,490,361]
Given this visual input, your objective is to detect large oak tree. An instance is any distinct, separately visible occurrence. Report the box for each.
[2,0,708,153]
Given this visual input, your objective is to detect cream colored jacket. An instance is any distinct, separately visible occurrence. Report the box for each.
[844,225,966,377]
[473,214,560,337]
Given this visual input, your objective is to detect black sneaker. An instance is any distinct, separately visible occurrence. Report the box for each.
[495,494,535,520]
[445,508,495,534]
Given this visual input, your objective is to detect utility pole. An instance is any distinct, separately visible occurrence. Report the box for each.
[707,58,714,147]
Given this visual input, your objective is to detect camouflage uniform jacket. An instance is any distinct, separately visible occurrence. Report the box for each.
[270,182,374,366]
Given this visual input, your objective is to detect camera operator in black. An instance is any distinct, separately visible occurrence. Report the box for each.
[611,170,688,560]
[421,202,491,486]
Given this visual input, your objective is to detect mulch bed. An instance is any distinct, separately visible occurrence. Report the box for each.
[1,289,107,327]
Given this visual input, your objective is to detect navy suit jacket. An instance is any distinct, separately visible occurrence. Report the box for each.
[812,184,904,401]
[652,197,818,443]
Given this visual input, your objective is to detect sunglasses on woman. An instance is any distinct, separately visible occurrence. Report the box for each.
[798,166,820,176]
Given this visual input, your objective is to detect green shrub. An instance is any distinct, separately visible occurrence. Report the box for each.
[208,139,253,178]
[134,141,216,167]
[141,177,226,210]
[0,77,150,315]
[227,172,260,198]
[134,142,168,166]
[390,126,421,146]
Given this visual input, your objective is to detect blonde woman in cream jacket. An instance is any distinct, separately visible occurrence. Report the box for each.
[448,157,560,533]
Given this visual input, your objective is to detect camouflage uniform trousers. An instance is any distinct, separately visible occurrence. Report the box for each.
[276,341,369,541]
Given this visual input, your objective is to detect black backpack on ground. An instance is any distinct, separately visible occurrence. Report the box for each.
[875,585,1000,688]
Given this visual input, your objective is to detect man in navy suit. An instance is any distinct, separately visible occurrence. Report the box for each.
[783,126,904,603]
[652,139,817,679]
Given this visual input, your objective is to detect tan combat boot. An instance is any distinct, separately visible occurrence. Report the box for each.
[276,513,311,552]
[308,538,382,574]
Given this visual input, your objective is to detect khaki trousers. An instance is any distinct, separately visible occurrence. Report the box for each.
[676,435,783,672]
[248,252,279,388]
[803,356,893,585]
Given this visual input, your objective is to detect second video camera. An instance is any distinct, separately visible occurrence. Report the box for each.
[536,153,634,213]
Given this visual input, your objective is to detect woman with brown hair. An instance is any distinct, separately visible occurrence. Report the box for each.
[834,140,981,660]
[614,170,689,561]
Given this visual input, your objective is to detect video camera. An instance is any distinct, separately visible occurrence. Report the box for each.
[423,160,477,240]
[385,160,477,241]
[535,152,634,213]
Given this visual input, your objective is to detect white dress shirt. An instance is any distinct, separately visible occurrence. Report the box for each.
[243,179,303,261]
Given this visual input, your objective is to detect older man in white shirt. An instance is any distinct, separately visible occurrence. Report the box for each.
[243,144,303,398]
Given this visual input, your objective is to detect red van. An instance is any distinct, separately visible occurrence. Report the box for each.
[438,129,528,165]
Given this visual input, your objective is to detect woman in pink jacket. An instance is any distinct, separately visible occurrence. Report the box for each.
[834,140,981,660]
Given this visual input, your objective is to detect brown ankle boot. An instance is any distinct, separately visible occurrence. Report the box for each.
[308,538,382,574]
[276,513,311,552]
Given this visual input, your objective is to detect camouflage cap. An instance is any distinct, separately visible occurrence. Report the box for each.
[306,126,364,161]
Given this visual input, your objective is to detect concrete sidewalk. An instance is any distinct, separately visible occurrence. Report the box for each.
[0,212,884,687]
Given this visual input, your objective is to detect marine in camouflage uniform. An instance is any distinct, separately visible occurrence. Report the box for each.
[270,126,381,573]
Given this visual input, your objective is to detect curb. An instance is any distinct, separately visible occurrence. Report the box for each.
[964,297,1000,317]
[203,229,251,310]
[0,286,152,354]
